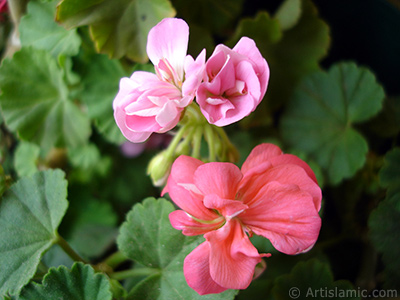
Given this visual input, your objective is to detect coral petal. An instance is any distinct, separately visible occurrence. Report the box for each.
[240,181,322,255]
[206,220,261,289]
[184,242,227,295]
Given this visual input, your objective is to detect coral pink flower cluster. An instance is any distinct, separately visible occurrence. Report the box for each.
[163,143,322,295]
[113,18,269,143]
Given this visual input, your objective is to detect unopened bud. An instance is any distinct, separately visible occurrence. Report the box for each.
[147,151,173,187]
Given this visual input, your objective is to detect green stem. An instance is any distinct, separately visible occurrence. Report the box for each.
[55,233,87,264]
[204,124,217,162]
[165,124,188,158]
[103,251,128,270]
[191,126,203,159]
[110,268,160,281]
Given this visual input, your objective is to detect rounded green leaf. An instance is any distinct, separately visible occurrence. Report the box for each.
[19,262,112,300]
[369,192,400,289]
[19,0,81,57]
[13,142,40,178]
[0,170,68,297]
[0,48,91,151]
[379,147,400,195]
[62,186,118,258]
[117,197,190,268]
[118,198,237,300]
[56,0,176,62]
[281,62,385,184]
[80,54,127,144]
[272,259,360,300]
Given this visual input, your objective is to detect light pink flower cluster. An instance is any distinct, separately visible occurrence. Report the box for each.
[113,18,269,143]
[163,143,322,295]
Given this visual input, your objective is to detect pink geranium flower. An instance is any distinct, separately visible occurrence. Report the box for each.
[113,18,205,143]
[163,143,322,295]
[196,37,269,126]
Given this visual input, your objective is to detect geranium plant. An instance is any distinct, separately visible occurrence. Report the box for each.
[0,0,399,299]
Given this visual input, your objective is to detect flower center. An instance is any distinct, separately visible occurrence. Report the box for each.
[155,58,182,89]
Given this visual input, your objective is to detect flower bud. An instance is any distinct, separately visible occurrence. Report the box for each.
[147,151,173,187]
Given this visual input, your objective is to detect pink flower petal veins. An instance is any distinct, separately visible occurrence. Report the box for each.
[239,181,321,254]
[184,242,227,295]
[162,156,218,221]
[206,219,263,290]
[194,162,242,199]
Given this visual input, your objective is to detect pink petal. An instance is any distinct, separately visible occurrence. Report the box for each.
[124,114,161,132]
[184,242,227,295]
[240,163,322,212]
[194,162,242,200]
[162,156,218,221]
[182,49,206,97]
[113,106,153,143]
[206,219,262,289]
[169,210,224,236]
[233,37,270,99]
[270,154,319,185]
[146,18,189,81]
[203,194,248,219]
[155,100,182,129]
[239,181,321,255]
[241,143,283,174]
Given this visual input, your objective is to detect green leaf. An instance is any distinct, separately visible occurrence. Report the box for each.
[62,186,118,258]
[56,0,176,62]
[272,259,360,300]
[0,164,8,197]
[19,0,81,57]
[13,142,40,178]
[281,62,385,184]
[274,0,302,30]
[68,143,101,169]
[117,197,237,299]
[368,96,400,138]
[0,48,91,151]
[0,170,68,297]
[19,262,112,300]
[80,54,127,144]
[369,191,400,289]
[379,148,400,196]
[369,148,400,288]
[171,0,244,36]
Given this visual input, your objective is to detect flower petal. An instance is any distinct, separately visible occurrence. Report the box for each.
[240,155,322,211]
[147,18,189,81]
[184,242,227,295]
[194,162,242,200]
[113,106,153,143]
[169,210,225,236]
[203,194,248,219]
[233,37,270,99]
[182,49,206,97]
[162,156,218,221]
[239,181,321,255]
[155,100,182,130]
[206,219,262,290]
[241,143,283,174]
